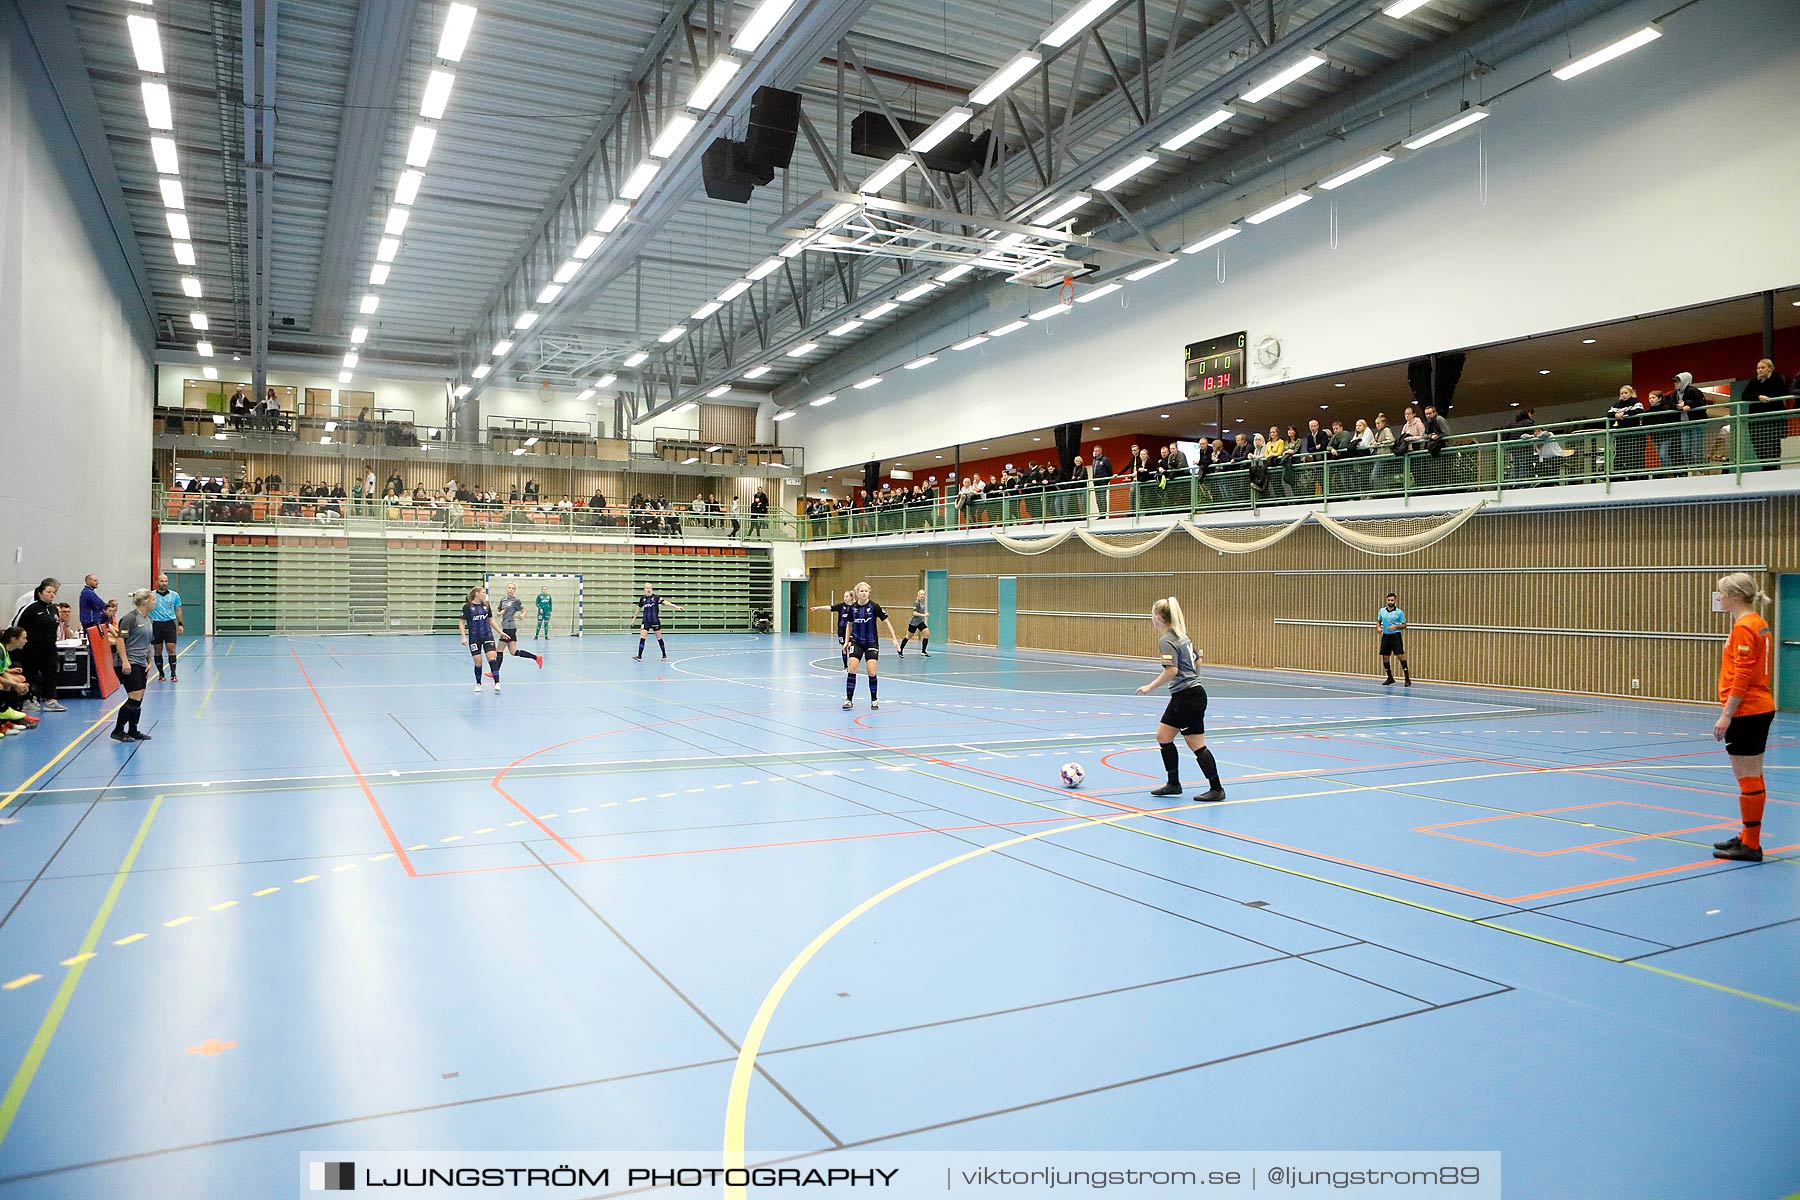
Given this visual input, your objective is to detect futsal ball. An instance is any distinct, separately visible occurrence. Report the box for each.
[1059,762,1085,788]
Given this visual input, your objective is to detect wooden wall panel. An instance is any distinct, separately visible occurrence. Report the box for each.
[806,494,1798,702]
[699,404,757,447]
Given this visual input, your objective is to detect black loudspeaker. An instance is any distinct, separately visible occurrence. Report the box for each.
[701,138,774,202]
[850,111,992,175]
[743,87,802,170]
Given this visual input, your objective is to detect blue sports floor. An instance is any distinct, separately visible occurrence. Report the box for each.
[0,634,1796,1199]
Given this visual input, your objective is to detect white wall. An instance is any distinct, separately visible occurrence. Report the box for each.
[0,4,156,609]
[788,0,1800,472]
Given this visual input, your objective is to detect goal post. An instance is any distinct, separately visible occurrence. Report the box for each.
[483,572,583,637]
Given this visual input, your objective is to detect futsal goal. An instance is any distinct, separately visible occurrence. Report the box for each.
[484,572,583,637]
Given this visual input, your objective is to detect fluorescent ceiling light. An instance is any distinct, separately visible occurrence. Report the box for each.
[492,338,513,356]
[159,179,184,209]
[141,82,173,130]
[704,444,723,452]
[1029,303,1071,321]
[126,15,164,73]
[437,3,477,62]
[337,373,352,384]
[688,57,742,111]
[651,113,698,159]
[1382,0,1433,15]
[385,207,409,236]
[360,294,379,313]
[1554,25,1661,80]
[707,385,731,398]
[405,125,436,167]
[809,394,836,407]
[420,70,455,120]
[453,384,471,398]
[342,353,358,368]
[786,341,819,356]
[859,155,913,194]
[189,312,208,329]
[692,301,723,320]
[369,264,389,285]
[395,169,423,205]
[150,137,179,174]
[778,238,810,258]
[376,237,399,262]
[1075,282,1122,303]
[1241,53,1327,104]
[172,241,195,266]
[989,318,1028,337]
[731,0,797,52]
[895,283,938,303]
[181,276,203,297]
[935,263,975,282]
[513,310,538,329]
[620,160,659,199]
[912,106,972,153]
[595,373,617,387]
[203,366,217,380]
[904,355,938,369]
[658,325,686,343]
[573,234,603,260]
[1402,106,1490,149]
[1319,154,1395,190]
[165,212,190,240]
[828,319,864,336]
[994,231,1028,249]
[773,410,795,422]
[970,51,1041,107]
[196,341,213,357]
[1093,154,1157,191]
[816,201,858,229]
[1032,193,1091,225]
[743,365,771,379]
[623,351,649,367]
[718,279,753,302]
[681,456,699,464]
[577,388,595,401]
[747,258,784,281]
[861,302,898,319]
[350,326,368,344]
[1181,226,1240,253]
[1124,258,1175,281]
[671,402,696,416]
[1042,0,1118,46]
[554,260,581,284]
[952,335,989,350]
[1245,191,1312,224]
[853,375,882,389]
[471,363,491,379]
[594,202,629,233]
[1161,108,1233,151]
[537,283,563,304]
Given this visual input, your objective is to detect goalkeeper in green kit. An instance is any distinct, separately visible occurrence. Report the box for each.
[534,587,553,639]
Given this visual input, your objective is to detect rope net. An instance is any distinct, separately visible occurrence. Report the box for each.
[989,502,1487,558]
[1311,501,1487,555]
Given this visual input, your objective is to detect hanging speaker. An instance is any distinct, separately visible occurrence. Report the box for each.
[743,87,802,170]
[701,138,774,202]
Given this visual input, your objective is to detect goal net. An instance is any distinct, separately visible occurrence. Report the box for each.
[484,572,583,637]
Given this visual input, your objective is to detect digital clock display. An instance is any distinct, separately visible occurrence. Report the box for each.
[1184,332,1247,399]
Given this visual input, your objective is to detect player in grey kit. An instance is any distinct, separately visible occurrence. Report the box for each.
[897,589,930,657]
[495,583,544,670]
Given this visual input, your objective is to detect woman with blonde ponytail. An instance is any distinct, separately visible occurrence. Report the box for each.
[1135,596,1224,801]
[1710,573,1775,862]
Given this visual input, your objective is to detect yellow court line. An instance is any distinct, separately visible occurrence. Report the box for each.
[0,705,122,815]
[194,667,223,717]
[0,795,162,1148]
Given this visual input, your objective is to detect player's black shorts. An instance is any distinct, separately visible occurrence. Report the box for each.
[847,640,879,661]
[499,626,518,644]
[152,619,178,643]
[638,621,662,632]
[1159,685,1208,736]
[1724,710,1773,757]
[907,617,927,633]
[122,663,148,691]
[1379,632,1405,656]
[468,637,496,653]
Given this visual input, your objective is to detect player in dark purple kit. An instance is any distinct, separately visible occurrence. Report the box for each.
[461,586,503,692]
[841,581,900,711]
[633,584,685,661]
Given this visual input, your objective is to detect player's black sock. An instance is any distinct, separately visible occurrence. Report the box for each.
[841,651,848,668]
[920,637,928,652]
[491,655,502,680]
[658,637,667,659]
[1194,746,1222,788]
[1383,661,1393,682]
[845,673,857,700]
[898,638,908,651]
[169,650,178,675]
[125,699,142,734]
[637,637,645,657]
[1402,663,1411,681]
[514,649,540,664]
[152,647,164,673]
[869,676,878,700]
[473,660,485,684]
[1159,742,1180,784]
[113,701,132,735]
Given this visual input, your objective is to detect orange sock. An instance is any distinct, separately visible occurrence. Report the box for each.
[1738,776,1765,851]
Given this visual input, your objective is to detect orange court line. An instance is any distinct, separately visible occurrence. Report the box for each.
[291,650,415,876]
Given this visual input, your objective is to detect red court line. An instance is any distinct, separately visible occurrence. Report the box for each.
[290,649,416,877]
[578,811,1107,866]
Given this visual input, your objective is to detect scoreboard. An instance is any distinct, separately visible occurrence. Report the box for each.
[1184,332,1247,399]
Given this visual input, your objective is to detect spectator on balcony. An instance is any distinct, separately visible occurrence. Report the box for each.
[1671,372,1707,467]
[411,485,428,504]
[1642,388,1682,473]
[229,387,250,422]
[387,471,404,495]
[1608,385,1645,477]
[1743,358,1790,470]
[1400,407,1424,454]
[1090,445,1113,515]
[749,487,768,537]
[523,479,540,502]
